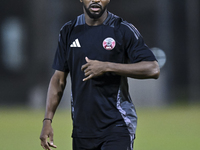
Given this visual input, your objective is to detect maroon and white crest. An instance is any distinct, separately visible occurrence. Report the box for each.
[103,37,116,50]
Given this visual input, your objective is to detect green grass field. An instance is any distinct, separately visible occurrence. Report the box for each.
[0,105,200,150]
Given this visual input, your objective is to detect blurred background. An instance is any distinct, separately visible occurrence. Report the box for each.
[0,0,199,107]
[0,0,200,150]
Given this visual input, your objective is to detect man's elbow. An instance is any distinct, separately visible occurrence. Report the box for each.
[151,61,160,79]
[152,68,160,79]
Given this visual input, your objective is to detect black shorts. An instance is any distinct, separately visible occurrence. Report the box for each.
[73,134,134,150]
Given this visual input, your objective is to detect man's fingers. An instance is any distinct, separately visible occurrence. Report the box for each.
[48,142,57,148]
[40,137,49,149]
[41,144,46,150]
[81,57,92,71]
[45,144,52,150]
[41,141,57,150]
[83,69,93,81]
[41,141,51,150]
[81,64,88,71]
[84,70,91,77]
[48,132,57,148]
[82,57,95,81]
[85,57,90,62]
[83,74,93,81]
[40,135,56,149]
[81,57,91,71]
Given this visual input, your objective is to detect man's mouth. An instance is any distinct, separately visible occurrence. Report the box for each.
[89,4,102,12]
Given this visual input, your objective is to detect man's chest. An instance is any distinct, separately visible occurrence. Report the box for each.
[67,26,125,62]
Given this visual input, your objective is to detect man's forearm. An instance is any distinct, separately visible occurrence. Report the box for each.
[44,72,67,119]
[82,57,160,81]
[106,61,160,79]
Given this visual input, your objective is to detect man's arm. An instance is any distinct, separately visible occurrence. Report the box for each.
[81,57,160,81]
[40,70,68,150]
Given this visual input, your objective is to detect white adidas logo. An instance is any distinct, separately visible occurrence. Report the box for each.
[70,39,81,47]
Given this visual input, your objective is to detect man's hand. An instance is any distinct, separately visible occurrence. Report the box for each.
[40,121,57,150]
[81,57,108,81]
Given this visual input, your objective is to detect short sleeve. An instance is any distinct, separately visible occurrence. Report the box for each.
[122,22,156,63]
[52,23,70,72]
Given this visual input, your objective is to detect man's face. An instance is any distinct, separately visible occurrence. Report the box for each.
[80,0,110,19]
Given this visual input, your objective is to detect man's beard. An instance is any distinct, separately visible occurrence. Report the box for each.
[83,3,107,19]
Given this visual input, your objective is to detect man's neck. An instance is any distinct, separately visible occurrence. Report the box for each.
[84,10,108,26]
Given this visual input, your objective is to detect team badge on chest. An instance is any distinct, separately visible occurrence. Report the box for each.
[103,37,116,50]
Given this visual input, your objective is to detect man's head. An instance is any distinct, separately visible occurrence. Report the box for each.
[80,0,110,20]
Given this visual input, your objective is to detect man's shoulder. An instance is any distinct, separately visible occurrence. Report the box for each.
[103,12,122,27]
[60,20,73,31]
[105,12,135,31]
[60,14,85,32]
[116,18,141,40]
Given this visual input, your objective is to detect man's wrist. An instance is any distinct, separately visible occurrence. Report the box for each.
[43,118,52,123]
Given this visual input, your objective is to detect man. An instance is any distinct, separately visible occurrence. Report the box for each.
[40,0,160,150]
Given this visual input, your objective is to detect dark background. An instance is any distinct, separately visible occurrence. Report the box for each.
[0,0,199,107]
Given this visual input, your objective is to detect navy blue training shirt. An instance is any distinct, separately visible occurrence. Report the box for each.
[52,12,156,139]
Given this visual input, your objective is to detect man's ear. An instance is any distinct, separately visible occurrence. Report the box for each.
[80,0,83,3]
